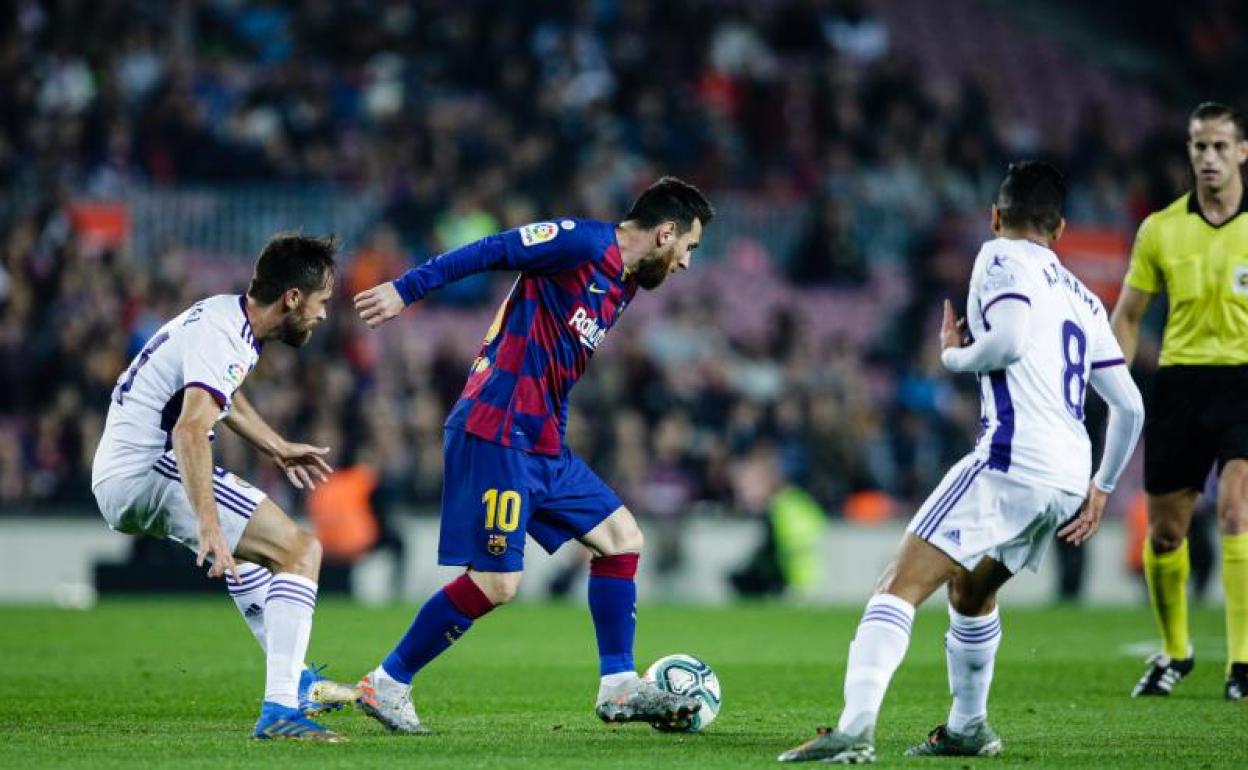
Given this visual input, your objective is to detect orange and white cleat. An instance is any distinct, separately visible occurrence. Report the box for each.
[356,669,430,734]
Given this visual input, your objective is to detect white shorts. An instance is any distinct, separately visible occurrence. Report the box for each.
[906,454,1083,574]
[92,452,266,555]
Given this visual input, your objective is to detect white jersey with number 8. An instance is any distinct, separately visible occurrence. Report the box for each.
[964,237,1126,496]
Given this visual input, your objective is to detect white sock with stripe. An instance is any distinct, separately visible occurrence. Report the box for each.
[945,605,1001,733]
[836,593,915,736]
[265,573,318,709]
[225,563,272,651]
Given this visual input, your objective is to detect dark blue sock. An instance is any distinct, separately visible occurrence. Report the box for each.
[588,554,640,675]
[381,589,474,684]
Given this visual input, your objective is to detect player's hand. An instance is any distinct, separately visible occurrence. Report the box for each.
[267,439,333,490]
[354,282,407,328]
[940,299,968,350]
[1058,484,1109,546]
[196,517,239,581]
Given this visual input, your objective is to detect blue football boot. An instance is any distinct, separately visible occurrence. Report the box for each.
[253,700,346,742]
[299,663,358,717]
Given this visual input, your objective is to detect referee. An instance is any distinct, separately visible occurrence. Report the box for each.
[1111,102,1248,701]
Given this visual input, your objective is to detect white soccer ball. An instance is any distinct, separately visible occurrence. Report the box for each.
[643,653,722,732]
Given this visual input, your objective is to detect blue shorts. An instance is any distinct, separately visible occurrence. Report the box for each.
[438,428,623,572]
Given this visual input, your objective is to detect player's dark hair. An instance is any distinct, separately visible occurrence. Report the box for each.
[247,232,338,304]
[624,176,715,233]
[1189,101,1247,139]
[996,161,1066,235]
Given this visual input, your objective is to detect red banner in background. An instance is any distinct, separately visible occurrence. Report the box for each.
[1053,227,1131,307]
[68,201,130,252]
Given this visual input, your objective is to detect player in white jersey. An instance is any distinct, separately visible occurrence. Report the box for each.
[779,162,1145,764]
[91,233,356,741]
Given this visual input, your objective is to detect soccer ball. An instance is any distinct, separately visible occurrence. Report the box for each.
[643,654,722,732]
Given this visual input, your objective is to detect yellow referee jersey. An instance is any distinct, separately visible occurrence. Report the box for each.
[1125,192,1248,365]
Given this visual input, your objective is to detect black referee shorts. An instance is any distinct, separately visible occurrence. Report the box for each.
[1144,365,1248,495]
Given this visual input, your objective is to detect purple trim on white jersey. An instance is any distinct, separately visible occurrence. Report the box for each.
[238,295,261,353]
[981,292,1030,317]
[1091,358,1126,370]
[987,371,1014,472]
[185,381,229,408]
[979,292,1030,331]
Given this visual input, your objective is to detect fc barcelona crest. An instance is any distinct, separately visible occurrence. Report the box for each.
[487,533,508,556]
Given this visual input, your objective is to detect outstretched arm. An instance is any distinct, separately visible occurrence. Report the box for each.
[223,390,333,489]
[355,222,595,328]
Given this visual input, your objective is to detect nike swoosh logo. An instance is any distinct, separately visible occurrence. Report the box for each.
[588,284,607,294]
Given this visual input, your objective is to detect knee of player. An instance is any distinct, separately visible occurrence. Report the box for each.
[1217,493,1248,528]
[280,528,322,574]
[301,530,323,563]
[609,508,645,554]
[616,522,644,554]
[472,571,521,605]
[1147,525,1186,553]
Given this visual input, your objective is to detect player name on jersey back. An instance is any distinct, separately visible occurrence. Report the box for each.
[966,238,1125,495]
[92,294,261,486]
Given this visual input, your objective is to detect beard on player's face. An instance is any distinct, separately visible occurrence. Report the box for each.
[636,248,676,290]
[277,312,315,347]
[274,280,331,347]
[274,297,322,347]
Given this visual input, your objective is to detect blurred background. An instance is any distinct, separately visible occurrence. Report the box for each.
[0,0,1241,606]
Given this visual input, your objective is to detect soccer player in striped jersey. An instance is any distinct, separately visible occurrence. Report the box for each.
[779,162,1145,763]
[91,234,357,741]
[350,177,713,733]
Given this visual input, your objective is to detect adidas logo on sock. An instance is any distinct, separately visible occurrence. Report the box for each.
[244,603,264,617]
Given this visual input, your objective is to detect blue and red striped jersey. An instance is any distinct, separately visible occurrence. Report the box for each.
[393,218,638,455]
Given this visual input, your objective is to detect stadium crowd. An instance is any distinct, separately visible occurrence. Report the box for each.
[0,1,1190,555]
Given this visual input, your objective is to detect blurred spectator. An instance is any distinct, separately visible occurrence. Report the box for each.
[0,0,1182,530]
[788,196,868,286]
[729,443,828,597]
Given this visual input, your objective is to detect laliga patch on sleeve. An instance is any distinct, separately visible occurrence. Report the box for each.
[983,253,1016,291]
[519,221,559,247]
[223,362,245,389]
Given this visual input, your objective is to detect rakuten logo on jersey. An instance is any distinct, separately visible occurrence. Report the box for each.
[567,306,606,350]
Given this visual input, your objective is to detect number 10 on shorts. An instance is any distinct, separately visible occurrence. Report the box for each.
[482,488,521,532]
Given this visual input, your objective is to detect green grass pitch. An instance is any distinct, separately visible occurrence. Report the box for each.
[1,599,1244,768]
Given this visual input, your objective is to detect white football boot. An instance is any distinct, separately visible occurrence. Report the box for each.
[357,669,430,734]
[595,676,701,727]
